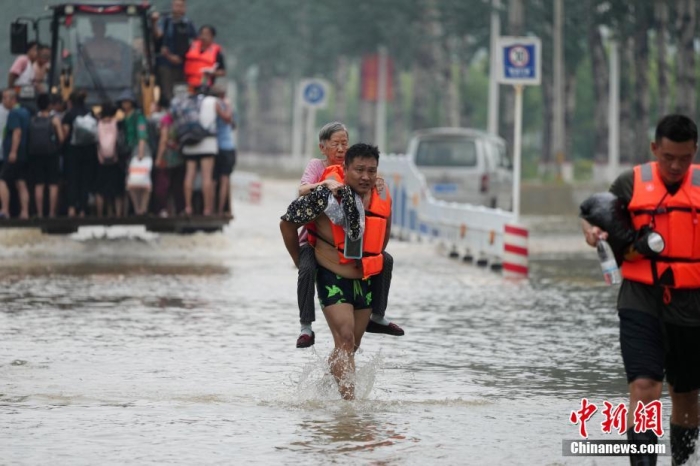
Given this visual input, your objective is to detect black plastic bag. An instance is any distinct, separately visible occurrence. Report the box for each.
[579,192,636,258]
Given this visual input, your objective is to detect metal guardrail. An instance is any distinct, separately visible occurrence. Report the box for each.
[380,154,520,270]
[231,171,262,204]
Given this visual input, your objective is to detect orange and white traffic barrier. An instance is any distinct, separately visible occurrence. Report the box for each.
[503,224,529,277]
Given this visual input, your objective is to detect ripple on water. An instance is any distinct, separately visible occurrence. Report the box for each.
[0,190,639,465]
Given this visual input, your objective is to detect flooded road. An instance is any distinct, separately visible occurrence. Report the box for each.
[0,179,668,465]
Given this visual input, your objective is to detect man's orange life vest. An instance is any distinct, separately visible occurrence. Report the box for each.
[184,40,221,87]
[308,165,392,279]
[621,162,700,288]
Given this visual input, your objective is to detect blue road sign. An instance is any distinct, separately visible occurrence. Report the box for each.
[301,80,328,108]
[496,37,541,86]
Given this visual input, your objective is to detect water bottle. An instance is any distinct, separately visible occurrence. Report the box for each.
[597,238,622,285]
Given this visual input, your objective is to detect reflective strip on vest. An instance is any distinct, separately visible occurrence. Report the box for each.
[641,163,653,182]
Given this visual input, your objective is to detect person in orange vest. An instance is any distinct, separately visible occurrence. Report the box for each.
[183,25,225,90]
[293,122,404,349]
[280,144,392,400]
[582,114,700,465]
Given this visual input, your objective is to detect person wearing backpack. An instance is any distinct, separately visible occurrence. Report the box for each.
[29,93,64,218]
[62,90,98,217]
[118,90,152,216]
[180,89,217,216]
[95,102,126,218]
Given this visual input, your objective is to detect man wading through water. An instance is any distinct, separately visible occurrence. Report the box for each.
[293,122,403,349]
[582,115,700,465]
[280,144,391,400]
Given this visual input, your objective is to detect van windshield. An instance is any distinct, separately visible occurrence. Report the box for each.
[415,138,478,167]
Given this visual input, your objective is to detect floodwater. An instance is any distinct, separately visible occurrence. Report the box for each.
[0,179,673,465]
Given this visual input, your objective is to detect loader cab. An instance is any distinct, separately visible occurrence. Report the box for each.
[11,3,156,114]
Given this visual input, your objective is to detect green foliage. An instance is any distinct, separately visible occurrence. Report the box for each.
[574,158,594,181]
[462,56,490,129]
[571,56,595,161]
[0,0,695,180]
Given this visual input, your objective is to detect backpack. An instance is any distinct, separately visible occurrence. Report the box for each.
[71,113,98,146]
[97,119,119,164]
[171,94,211,147]
[28,115,58,157]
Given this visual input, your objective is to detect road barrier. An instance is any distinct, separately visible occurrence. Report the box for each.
[380,154,528,276]
[232,171,263,204]
[503,224,529,278]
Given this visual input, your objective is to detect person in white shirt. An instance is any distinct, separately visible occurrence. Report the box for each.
[181,90,217,215]
[8,42,39,88]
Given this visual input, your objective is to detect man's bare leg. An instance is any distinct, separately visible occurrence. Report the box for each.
[218,175,230,215]
[95,194,104,217]
[353,308,372,352]
[35,184,45,218]
[626,378,663,463]
[0,180,9,217]
[200,157,215,215]
[139,188,151,215]
[183,160,197,215]
[48,185,59,218]
[323,303,362,400]
[16,180,29,219]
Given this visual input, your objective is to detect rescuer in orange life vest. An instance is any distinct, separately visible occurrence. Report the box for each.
[582,114,700,465]
[184,25,225,89]
[280,143,391,400]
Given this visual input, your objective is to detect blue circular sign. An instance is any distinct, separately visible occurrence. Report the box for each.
[303,82,326,105]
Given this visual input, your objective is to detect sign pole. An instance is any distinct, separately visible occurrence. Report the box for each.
[487,0,501,135]
[292,81,303,160]
[512,84,523,224]
[375,45,388,152]
[304,107,317,157]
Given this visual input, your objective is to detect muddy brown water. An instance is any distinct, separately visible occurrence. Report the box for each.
[0,180,667,465]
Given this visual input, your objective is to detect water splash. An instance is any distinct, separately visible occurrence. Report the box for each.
[290,349,384,404]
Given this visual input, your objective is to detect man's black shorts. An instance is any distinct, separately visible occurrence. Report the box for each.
[663,321,700,393]
[33,156,61,185]
[619,308,700,392]
[315,264,372,310]
[619,309,665,384]
[0,160,28,183]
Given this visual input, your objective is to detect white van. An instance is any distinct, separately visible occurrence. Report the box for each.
[406,128,513,209]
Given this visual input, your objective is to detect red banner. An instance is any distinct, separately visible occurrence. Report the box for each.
[361,54,394,102]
